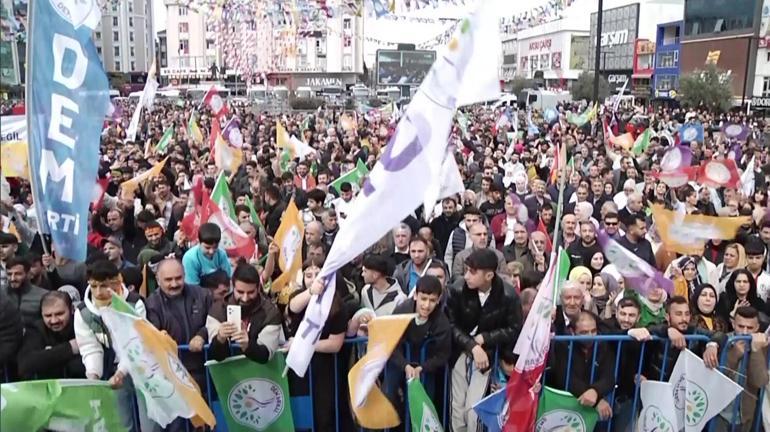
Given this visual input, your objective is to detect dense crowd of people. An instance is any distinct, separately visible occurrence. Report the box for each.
[2,93,770,432]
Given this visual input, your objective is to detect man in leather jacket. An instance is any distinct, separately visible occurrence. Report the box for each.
[446,248,522,432]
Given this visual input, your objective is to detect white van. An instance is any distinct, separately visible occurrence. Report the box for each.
[377,87,400,102]
[295,86,314,98]
[519,89,572,111]
[351,84,369,99]
[272,86,290,100]
[492,94,518,110]
[247,85,268,102]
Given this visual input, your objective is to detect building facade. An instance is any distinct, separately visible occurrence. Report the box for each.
[632,38,655,99]
[514,18,590,88]
[588,0,684,93]
[500,35,518,85]
[162,1,364,88]
[652,21,682,100]
[752,0,770,107]
[94,0,154,73]
[681,0,763,104]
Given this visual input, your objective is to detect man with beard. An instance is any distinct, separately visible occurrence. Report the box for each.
[137,221,183,269]
[145,259,212,397]
[567,221,601,268]
[430,197,461,258]
[207,263,283,363]
[4,256,47,329]
[18,291,85,379]
[546,311,614,422]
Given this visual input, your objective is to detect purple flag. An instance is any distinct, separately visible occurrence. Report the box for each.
[222,117,243,148]
[659,145,693,172]
[596,230,673,295]
[722,123,750,142]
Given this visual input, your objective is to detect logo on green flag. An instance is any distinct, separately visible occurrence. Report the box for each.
[536,387,598,432]
[228,378,286,429]
[407,378,443,432]
[207,354,294,432]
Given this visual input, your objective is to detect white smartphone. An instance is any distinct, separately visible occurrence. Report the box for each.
[226,305,242,327]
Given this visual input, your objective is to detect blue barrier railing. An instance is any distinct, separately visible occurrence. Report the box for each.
[3,334,768,432]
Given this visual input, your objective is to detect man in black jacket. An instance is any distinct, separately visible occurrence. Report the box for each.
[546,311,615,421]
[447,249,522,432]
[18,291,85,379]
[206,263,283,363]
[430,197,461,259]
[629,296,724,381]
[0,290,22,379]
[145,258,212,394]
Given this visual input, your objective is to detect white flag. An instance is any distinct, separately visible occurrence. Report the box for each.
[125,61,158,142]
[637,381,678,432]
[740,156,755,198]
[285,0,501,377]
[668,349,742,431]
[423,151,465,221]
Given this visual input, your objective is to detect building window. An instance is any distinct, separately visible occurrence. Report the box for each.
[343,18,351,30]
[206,39,215,50]
[343,36,351,47]
[128,1,133,13]
[115,61,121,70]
[684,0,755,36]
[131,61,135,71]
[179,7,188,16]
[130,47,135,57]
[656,74,677,91]
[766,52,770,62]
[114,46,120,57]
[343,54,352,71]
[96,46,102,55]
[657,51,678,68]
[112,17,118,26]
[179,40,189,54]
[95,31,101,39]
[179,23,189,33]
[129,17,133,27]
[130,32,134,42]
[763,77,770,97]
[113,31,119,42]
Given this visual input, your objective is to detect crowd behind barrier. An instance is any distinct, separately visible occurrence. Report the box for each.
[4,334,768,432]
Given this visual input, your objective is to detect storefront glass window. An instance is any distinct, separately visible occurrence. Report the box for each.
[684,0,756,37]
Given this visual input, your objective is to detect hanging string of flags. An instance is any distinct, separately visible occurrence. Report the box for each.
[498,0,575,36]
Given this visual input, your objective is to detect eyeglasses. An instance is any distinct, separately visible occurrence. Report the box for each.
[604,221,618,226]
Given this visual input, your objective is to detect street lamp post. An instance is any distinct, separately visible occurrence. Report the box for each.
[593,0,604,103]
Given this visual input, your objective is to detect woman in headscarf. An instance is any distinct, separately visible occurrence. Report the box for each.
[716,268,766,329]
[689,284,727,333]
[710,242,747,296]
[673,256,703,300]
[588,251,606,276]
[590,272,619,318]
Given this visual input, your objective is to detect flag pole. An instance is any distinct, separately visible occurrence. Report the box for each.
[550,146,568,254]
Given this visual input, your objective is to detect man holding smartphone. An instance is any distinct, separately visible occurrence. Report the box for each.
[206,263,283,363]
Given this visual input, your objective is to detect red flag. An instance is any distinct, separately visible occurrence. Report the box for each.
[548,141,566,185]
[202,85,229,118]
[504,249,569,431]
[205,195,256,258]
[90,177,110,211]
[180,190,215,242]
[696,159,741,189]
[209,117,222,153]
[536,218,553,253]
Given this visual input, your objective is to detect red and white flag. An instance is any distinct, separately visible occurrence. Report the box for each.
[504,248,570,431]
[202,85,229,118]
[697,159,741,189]
[205,194,256,258]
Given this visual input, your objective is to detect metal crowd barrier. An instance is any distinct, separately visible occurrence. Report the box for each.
[3,334,768,432]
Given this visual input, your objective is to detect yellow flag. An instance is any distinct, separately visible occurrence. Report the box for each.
[276,122,295,158]
[1,141,28,178]
[652,204,751,255]
[348,314,414,429]
[214,133,243,173]
[120,156,169,200]
[271,200,304,293]
[610,132,634,150]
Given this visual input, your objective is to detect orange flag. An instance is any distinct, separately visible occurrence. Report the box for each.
[651,204,751,255]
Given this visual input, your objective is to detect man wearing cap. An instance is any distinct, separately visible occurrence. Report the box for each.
[102,236,134,271]
[447,248,522,432]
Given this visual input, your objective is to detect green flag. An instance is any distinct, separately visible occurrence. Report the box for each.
[110,292,138,316]
[632,128,652,155]
[407,379,444,432]
[536,386,599,431]
[206,354,294,432]
[456,111,470,139]
[553,248,572,304]
[155,126,174,154]
[210,172,237,221]
[1,379,123,431]
[329,159,370,194]
[279,147,292,173]
[244,195,265,230]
